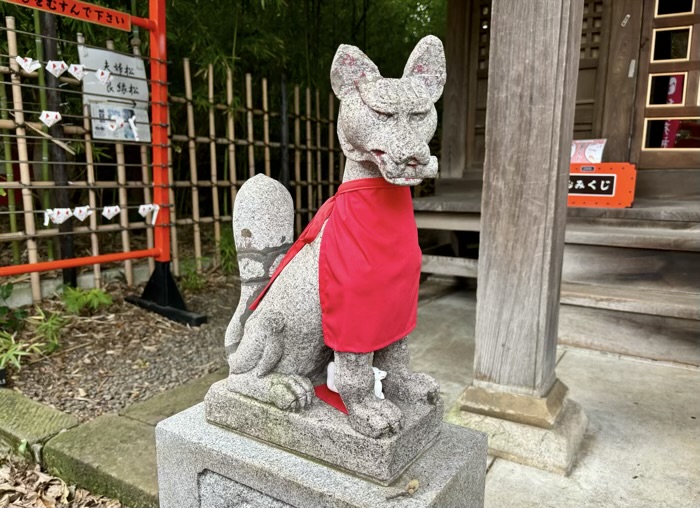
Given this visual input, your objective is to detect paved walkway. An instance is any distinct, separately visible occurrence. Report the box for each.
[11,280,698,507]
[413,286,700,508]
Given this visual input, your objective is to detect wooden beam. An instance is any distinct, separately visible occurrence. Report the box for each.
[439,0,471,178]
[473,0,584,397]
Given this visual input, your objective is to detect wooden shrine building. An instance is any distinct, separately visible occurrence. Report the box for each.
[416,0,700,368]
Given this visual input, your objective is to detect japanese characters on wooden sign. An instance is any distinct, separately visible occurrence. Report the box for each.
[78,45,151,143]
[568,163,637,209]
[4,0,131,31]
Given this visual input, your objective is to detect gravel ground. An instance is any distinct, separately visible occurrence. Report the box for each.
[0,457,124,507]
[10,272,238,422]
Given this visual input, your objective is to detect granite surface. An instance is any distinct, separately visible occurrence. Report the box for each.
[157,403,487,508]
[205,379,443,485]
[220,35,447,440]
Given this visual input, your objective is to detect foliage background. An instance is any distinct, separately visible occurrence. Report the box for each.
[1,0,447,94]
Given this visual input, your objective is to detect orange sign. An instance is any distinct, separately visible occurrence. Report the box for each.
[3,0,131,31]
[568,163,636,208]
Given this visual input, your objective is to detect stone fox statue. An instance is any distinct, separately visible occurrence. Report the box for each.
[224,35,446,439]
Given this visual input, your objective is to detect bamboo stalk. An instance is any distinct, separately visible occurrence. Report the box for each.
[130,36,154,273]
[6,16,41,301]
[183,58,203,272]
[262,77,271,177]
[208,63,221,264]
[328,93,336,196]
[107,40,133,286]
[166,107,180,276]
[305,87,312,221]
[76,34,101,288]
[33,11,53,261]
[225,67,237,217]
[315,89,322,208]
[294,86,301,234]
[0,73,20,263]
[82,102,101,288]
[245,73,255,178]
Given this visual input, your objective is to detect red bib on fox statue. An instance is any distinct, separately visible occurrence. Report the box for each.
[250,177,421,353]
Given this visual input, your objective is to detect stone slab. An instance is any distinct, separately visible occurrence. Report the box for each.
[43,414,158,508]
[156,403,488,508]
[0,389,78,454]
[446,398,588,475]
[205,379,443,485]
[122,367,227,426]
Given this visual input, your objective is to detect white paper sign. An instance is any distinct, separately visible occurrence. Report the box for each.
[107,115,125,131]
[15,56,41,73]
[43,208,73,226]
[138,204,160,225]
[39,111,62,128]
[95,68,112,85]
[45,60,68,78]
[79,46,150,143]
[68,64,86,81]
[571,139,607,164]
[127,116,140,141]
[102,205,121,220]
[73,205,92,222]
[89,103,146,142]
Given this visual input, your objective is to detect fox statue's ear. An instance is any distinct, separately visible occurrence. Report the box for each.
[330,44,381,100]
[403,35,446,103]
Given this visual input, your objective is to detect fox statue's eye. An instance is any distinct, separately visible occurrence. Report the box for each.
[410,111,429,122]
[373,109,393,122]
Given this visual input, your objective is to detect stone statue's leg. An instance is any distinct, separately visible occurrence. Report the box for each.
[227,371,314,412]
[334,351,403,438]
[226,310,314,412]
[373,338,440,404]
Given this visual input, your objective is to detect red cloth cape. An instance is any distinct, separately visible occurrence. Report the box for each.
[250,177,421,353]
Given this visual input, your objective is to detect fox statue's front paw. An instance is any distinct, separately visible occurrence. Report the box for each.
[384,372,440,405]
[269,374,315,412]
[347,397,403,438]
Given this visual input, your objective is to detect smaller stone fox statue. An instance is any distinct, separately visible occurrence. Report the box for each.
[225,35,446,439]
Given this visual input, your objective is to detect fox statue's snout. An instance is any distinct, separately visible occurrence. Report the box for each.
[331,35,446,186]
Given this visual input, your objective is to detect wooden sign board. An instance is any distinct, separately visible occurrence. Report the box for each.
[568,163,636,208]
[3,0,131,31]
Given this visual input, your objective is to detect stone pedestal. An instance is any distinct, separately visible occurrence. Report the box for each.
[447,389,588,475]
[205,379,443,485]
[156,404,487,508]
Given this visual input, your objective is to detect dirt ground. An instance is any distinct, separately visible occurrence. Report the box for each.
[9,272,238,423]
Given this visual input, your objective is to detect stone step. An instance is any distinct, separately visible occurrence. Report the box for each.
[42,414,159,508]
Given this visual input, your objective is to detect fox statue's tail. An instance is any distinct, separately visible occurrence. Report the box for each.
[224,174,294,358]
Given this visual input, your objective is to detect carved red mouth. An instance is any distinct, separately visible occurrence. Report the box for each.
[371,149,386,159]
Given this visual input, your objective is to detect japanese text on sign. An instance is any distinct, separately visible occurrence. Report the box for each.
[79,46,150,143]
[4,0,131,31]
[568,174,616,196]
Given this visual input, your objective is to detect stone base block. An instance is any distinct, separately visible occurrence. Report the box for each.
[446,398,588,475]
[156,404,487,508]
[458,379,568,428]
[205,379,442,485]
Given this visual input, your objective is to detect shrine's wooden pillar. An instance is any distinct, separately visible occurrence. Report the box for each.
[448,0,588,475]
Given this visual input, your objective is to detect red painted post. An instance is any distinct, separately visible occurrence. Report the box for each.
[149,0,170,263]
